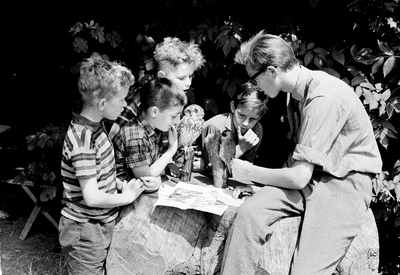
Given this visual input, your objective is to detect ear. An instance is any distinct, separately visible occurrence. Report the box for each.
[266,66,278,78]
[157,71,166,78]
[230,101,236,113]
[98,99,106,111]
[150,106,159,118]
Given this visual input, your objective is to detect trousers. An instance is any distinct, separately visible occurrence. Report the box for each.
[221,171,372,275]
[59,216,115,275]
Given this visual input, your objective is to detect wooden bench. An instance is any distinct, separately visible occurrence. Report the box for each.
[3,179,58,240]
[106,173,379,274]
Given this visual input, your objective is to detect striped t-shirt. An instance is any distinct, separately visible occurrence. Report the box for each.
[60,113,118,223]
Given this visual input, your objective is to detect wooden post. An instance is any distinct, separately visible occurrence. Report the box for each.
[179,147,194,182]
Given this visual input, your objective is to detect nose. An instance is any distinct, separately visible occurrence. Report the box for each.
[185,77,192,88]
[242,118,250,127]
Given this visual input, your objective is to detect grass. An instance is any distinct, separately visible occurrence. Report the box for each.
[3,251,66,275]
[0,182,67,275]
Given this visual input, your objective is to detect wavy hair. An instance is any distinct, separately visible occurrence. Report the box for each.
[78,52,135,107]
[154,37,205,70]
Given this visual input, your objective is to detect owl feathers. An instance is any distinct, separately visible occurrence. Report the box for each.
[176,104,205,149]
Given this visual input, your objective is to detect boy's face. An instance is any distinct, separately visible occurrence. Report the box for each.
[231,103,263,135]
[103,87,129,120]
[160,63,196,92]
[153,105,184,132]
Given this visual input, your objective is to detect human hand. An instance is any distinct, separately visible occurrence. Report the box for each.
[122,178,145,203]
[141,176,162,193]
[116,178,127,192]
[232,185,254,200]
[237,126,260,153]
[168,125,178,151]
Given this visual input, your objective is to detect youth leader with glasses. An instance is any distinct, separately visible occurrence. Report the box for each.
[221,31,382,275]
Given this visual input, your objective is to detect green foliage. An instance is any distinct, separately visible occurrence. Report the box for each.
[69,20,122,53]
[190,17,245,115]
[16,122,68,203]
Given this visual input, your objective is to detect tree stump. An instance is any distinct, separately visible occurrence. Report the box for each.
[106,173,380,275]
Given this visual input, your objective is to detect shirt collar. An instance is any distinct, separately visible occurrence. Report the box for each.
[72,112,102,132]
[136,113,159,138]
[291,65,308,101]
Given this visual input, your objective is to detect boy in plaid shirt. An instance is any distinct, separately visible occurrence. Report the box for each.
[113,78,187,181]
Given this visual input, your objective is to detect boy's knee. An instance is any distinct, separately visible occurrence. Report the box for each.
[236,199,259,221]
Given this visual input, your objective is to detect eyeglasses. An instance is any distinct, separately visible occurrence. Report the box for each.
[249,65,268,86]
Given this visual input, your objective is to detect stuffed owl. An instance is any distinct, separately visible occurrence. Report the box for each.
[170,104,205,180]
[176,104,205,149]
[205,128,236,188]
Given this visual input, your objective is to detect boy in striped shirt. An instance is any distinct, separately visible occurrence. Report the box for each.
[59,53,161,274]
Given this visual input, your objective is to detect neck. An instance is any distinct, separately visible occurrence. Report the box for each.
[80,108,102,122]
[281,65,301,93]
[142,110,156,129]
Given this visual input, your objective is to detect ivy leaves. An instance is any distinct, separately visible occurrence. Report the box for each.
[70,20,121,53]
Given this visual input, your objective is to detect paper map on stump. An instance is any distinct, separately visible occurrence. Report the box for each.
[155,182,243,216]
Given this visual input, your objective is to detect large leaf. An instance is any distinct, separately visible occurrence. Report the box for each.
[304,51,313,66]
[383,56,396,78]
[307,42,315,50]
[377,40,393,56]
[371,57,385,75]
[313,55,323,68]
[216,35,228,49]
[332,50,345,65]
[351,76,364,86]
[222,39,231,57]
[228,36,238,50]
[313,47,328,55]
[215,29,230,43]
[346,66,359,77]
[226,79,237,98]
[381,120,397,133]
[359,81,375,90]
[350,44,358,57]
[379,128,390,149]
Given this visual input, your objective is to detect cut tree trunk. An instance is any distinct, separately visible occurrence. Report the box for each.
[106,173,380,275]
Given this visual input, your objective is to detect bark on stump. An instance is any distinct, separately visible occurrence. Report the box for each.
[106,174,379,275]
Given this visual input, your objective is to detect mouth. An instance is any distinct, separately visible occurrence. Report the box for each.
[241,128,249,135]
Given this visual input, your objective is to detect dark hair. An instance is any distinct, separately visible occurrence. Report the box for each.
[140,78,187,112]
[232,82,268,115]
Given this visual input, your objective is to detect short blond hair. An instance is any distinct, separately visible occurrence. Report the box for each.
[78,53,135,107]
[154,37,205,70]
[235,31,299,71]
